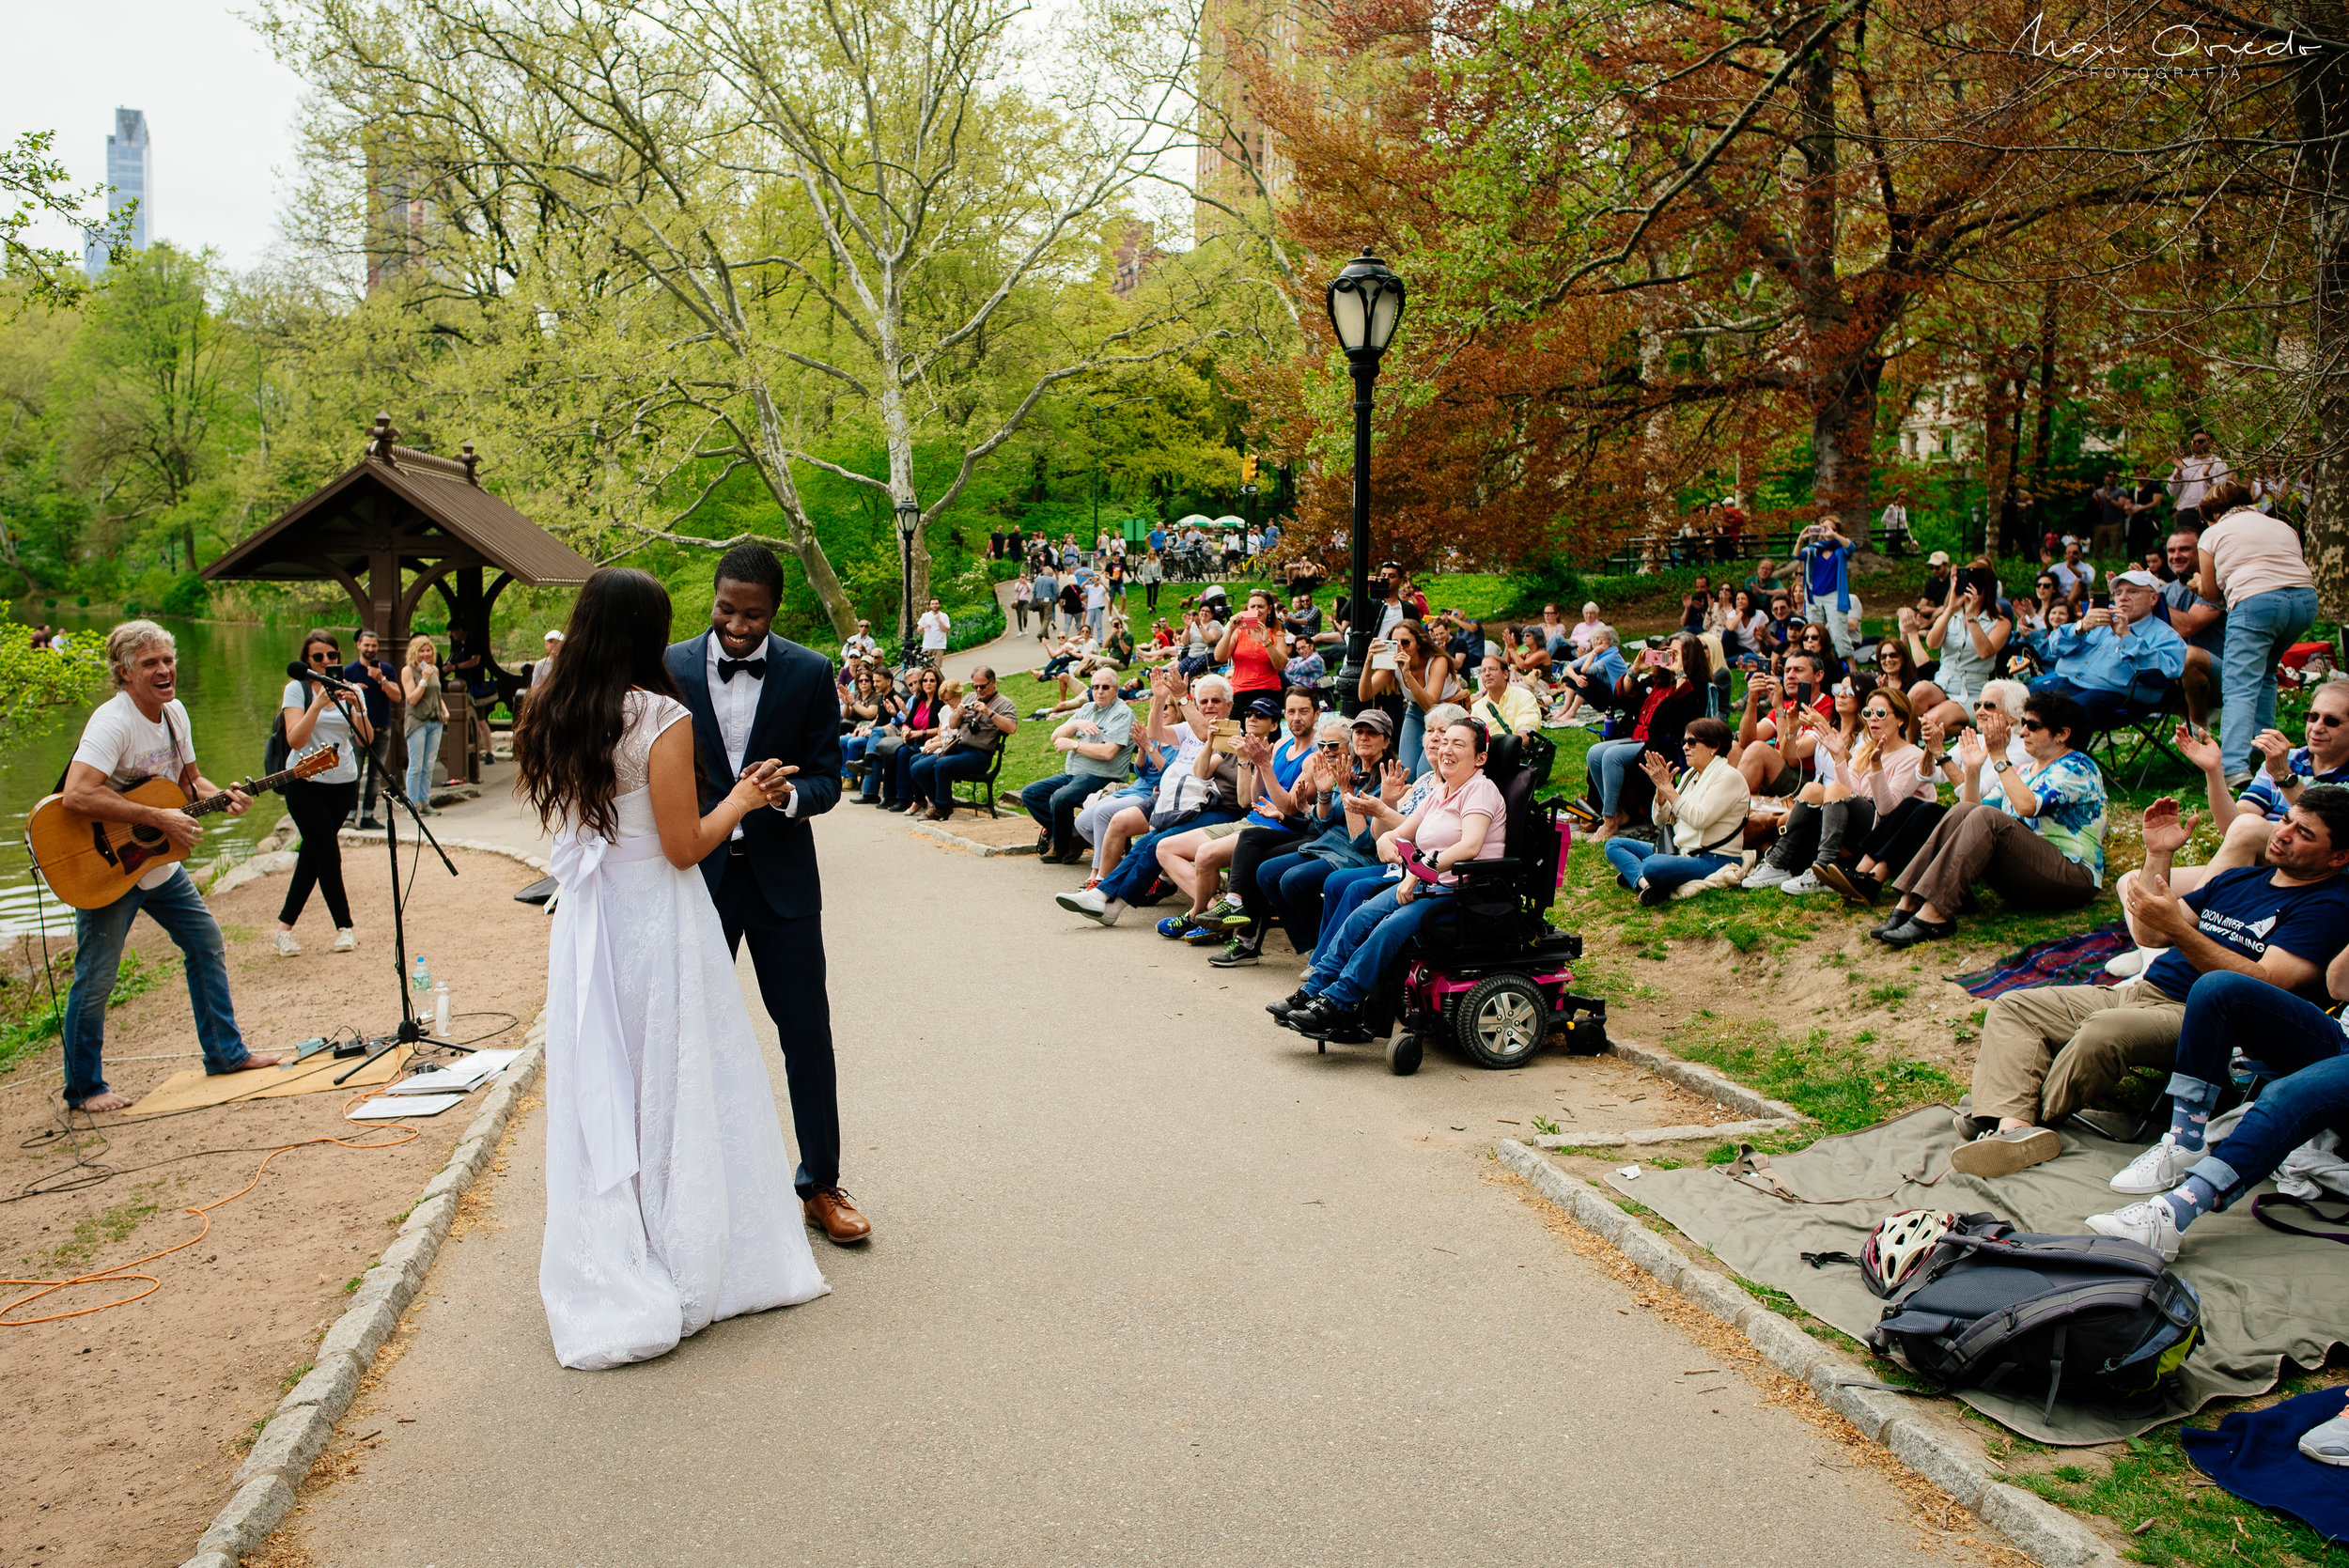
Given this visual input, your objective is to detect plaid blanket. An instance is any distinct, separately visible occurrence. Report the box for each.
[1948,919,2133,1000]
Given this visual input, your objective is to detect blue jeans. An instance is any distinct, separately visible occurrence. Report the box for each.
[1302,885,1449,1009]
[1604,839,1735,895]
[1586,737,1647,817]
[1399,704,1428,779]
[2220,585,2319,776]
[908,747,992,807]
[63,867,249,1105]
[2028,674,2140,734]
[405,720,443,803]
[841,733,870,784]
[1022,771,1109,844]
[863,741,919,802]
[1256,850,1336,951]
[2169,970,2349,1210]
[1311,864,1398,966]
[1099,810,1239,903]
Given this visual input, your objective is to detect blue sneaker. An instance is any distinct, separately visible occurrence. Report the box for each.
[1156,915,1194,939]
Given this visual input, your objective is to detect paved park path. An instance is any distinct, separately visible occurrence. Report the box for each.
[282,777,1951,1566]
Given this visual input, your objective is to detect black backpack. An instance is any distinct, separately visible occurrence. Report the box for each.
[1867,1217,2202,1419]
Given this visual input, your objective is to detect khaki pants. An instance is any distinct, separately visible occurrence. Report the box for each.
[1973,979,2186,1125]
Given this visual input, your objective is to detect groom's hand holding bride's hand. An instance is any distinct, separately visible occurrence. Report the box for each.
[750,761,799,811]
[725,760,787,817]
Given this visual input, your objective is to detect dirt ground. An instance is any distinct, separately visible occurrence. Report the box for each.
[0,845,549,1568]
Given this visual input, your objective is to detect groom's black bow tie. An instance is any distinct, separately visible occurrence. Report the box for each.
[717,656,769,683]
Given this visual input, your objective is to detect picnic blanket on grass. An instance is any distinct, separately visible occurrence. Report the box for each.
[1610,1106,2349,1444]
[1948,920,2133,1000]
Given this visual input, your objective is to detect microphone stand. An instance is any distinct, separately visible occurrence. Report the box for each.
[324,675,467,1084]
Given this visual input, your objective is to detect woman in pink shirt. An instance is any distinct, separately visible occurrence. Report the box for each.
[1275,718,1505,1038]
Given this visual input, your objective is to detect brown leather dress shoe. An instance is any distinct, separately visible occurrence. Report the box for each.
[803,1188,872,1244]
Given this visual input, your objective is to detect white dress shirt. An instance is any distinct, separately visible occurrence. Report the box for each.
[704,633,800,833]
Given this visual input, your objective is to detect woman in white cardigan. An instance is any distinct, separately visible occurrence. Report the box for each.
[1604,717,1750,905]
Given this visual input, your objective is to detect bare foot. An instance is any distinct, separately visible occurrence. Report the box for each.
[70,1091,132,1113]
[226,1052,285,1072]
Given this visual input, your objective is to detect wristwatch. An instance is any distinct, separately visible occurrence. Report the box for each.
[1993,758,2014,773]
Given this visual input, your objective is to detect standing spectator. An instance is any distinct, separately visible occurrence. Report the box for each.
[446,622,493,774]
[2168,429,2232,524]
[1795,517,1859,662]
[1877,497,1910,551]
[1010,574,1033,636]
[1605,717,1750,903]
[1021,673,1135,861]
[1356,617,1456,778]
[1084,569,1110,641]
[1872,691,2107,948]
[2050,537,2096,609]
[1137,547,1163,613]
[343,628,400,830]
[277,630,374,956]
[918,598,953,663]
[2198,480,2318,782]
[1217,588,1288,708]
[400,634,445,811]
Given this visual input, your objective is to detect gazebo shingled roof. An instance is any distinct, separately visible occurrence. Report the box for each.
[202,415,594,695]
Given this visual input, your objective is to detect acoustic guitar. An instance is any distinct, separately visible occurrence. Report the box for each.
[25,745,342,910]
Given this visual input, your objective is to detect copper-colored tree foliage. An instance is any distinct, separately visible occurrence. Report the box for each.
[1240,0,2335,576]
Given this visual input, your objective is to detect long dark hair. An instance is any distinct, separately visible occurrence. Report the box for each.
[513,567,684,840]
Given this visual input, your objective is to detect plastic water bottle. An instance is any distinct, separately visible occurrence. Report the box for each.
[412,957,431,996]
[432,981,451,1039]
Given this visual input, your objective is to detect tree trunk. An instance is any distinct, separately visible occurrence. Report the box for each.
[747,386,861,639]
[2030,282,2059,507]
[2290,0,2349,617]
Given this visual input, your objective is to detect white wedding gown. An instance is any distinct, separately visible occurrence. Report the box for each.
[538,691,829,1370]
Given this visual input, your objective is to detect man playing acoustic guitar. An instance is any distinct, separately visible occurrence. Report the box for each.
[56,622,281,1111]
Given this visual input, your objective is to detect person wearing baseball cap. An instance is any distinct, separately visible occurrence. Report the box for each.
[530,629,563,691]
[2028,567,2188,733]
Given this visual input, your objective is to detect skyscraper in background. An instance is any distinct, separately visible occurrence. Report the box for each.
[82,107,151,277]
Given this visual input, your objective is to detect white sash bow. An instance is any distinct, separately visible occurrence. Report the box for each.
[548,828,670,1195]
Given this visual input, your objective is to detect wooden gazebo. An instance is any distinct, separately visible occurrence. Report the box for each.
[202,415,596,709]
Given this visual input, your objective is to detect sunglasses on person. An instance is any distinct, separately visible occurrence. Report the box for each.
[2022,718,2049,732]
[2312,712,2347,727]
[308,649,337,663]
[1861,706,1892,720]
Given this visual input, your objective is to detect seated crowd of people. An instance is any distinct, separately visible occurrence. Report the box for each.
[836,651,1020,822]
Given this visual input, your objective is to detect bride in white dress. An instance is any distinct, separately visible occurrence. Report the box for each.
[512,567,828,1370]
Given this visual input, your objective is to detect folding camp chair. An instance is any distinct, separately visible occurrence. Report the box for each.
[2084,675,2188,793]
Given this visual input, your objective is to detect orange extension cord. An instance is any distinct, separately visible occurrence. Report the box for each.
[0,1089,419,1327]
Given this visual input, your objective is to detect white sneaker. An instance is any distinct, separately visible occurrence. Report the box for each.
[1779,867,1824,895]
[2108,1134,2200,1195]
[2102,944,2165,979]
[273,930,302,957]
[2300,1414,2349,1467]
[1744,862,1793,890]
[1055,888,1126,926]
[2085,1201,2182,1261]
[332,928,357,954]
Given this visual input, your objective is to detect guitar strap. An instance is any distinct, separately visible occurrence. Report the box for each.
[162,704,194,802]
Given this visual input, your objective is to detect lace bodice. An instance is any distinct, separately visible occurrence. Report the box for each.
[565,691,692,843]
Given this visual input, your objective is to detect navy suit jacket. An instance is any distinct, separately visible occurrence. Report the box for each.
[663,629,843,920]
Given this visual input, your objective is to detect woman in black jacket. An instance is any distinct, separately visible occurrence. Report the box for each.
[1586,632,1712,840]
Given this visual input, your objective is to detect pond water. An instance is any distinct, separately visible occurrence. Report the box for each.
[0,616,321,941]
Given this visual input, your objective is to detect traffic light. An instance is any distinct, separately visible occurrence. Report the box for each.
[1239,455,1258,486]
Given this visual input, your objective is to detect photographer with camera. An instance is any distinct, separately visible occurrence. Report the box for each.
[1796,516,1859,662]
[1356,617,1458,779]
[1216,588,1289,709]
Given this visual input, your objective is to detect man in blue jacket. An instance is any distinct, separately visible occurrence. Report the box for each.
[2030,568,2187,732]
[664,544,868,1245]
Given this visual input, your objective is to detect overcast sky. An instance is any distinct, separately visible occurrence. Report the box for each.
[6,0,309,273]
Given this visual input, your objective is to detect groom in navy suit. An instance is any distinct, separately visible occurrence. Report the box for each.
[665,544,869,1244]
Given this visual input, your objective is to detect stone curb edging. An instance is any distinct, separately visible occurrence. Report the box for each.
[1489,1139,2127,1568]
[176,829,555,1568]
[900,816,1040,858]
[1601,1033,1804,1125]
[1532,1115,1797,1150]
[178,1014,547,1567]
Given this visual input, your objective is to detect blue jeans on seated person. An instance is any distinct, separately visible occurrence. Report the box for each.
[1311,864,1397,965]
[1098,810,1239,903]
[1299,884,1452,1010]
[2220,585,2319,776]
[1603,839,1735,896]
[2164,970,2349,1209]
[2029,674,2154,735]
[842,732,870,783]
[62,867,250,1106]
[1021,771,1107,844]
[908,747,993,807]
[1256,850,1335,951]
[1586,737,1647,817]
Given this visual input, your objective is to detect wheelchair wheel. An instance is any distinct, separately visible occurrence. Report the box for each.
[1385,1032,1423,1076]
[1453,974,1548,1068]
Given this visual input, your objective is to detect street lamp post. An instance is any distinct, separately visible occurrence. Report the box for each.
[894,499,922,662]
[1324,247,1407,716]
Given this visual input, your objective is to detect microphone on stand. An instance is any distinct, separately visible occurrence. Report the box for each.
[288,660,366,695]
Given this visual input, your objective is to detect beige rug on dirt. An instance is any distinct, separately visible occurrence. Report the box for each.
[127,1044,412,1115]
[1610,1105,2349,1444]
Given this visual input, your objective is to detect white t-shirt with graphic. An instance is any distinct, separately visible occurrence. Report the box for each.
[70,692,197,890]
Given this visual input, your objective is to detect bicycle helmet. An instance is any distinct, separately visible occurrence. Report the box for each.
[1862,1208,1963,1297]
